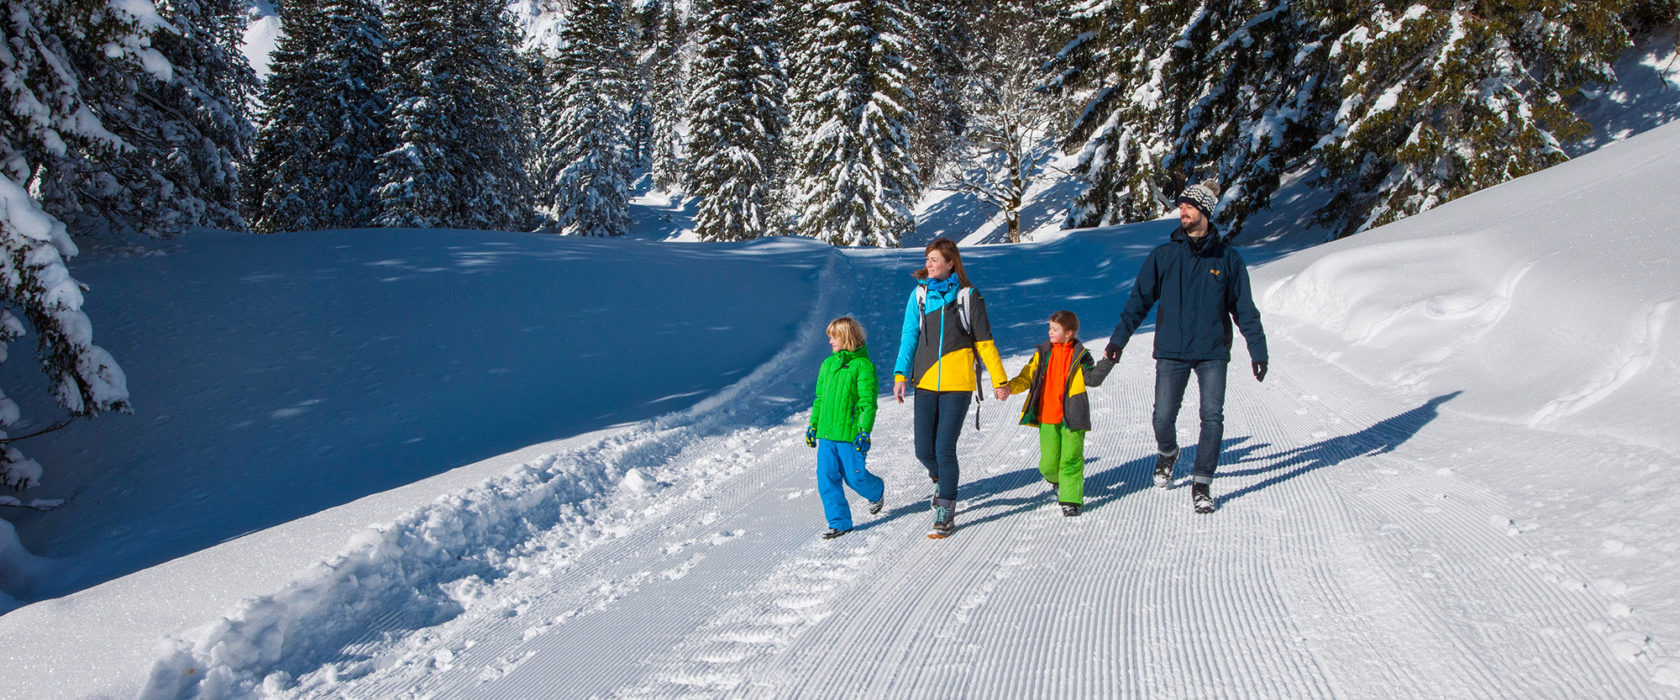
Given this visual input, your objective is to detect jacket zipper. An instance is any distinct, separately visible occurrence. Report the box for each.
[935,290,946,391]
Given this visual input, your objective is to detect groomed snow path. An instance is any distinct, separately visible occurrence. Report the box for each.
[204,239,1673,699]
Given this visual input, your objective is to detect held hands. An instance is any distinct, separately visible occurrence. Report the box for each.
[893,379,907,404]
[1253,361,1268,383]
[993,386,1010,401]
[805,425,817,448]
[853,432,871,455]
[1104,342,1122,362]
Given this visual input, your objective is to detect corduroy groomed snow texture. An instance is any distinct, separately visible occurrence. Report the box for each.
[1176,179,1221,220]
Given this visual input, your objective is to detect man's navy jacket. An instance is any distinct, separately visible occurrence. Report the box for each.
[1109,227,1268,364]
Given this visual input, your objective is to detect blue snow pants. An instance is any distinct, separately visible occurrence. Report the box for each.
[816,438,885,530]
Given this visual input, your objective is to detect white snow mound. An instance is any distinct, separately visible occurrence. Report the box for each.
[1260,119,1680,455]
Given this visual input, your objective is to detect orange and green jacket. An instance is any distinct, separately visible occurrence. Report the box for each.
[893,278,1008,393]
[1005,339,1115,432]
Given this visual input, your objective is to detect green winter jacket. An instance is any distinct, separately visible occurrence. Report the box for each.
[810,345,879,442]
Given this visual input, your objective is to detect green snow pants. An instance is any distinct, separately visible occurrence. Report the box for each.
[1037,422,1087,504]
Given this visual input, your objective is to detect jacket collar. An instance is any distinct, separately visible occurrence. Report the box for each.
[836,344,868,362]
[1036,338,1086,355]
[924,275,958,295]
[1171,224,1223,256]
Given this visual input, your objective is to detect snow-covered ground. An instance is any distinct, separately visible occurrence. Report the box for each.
[3,116,1679,696]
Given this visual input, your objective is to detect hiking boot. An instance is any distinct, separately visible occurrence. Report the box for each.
[928,499,956,539]
[1192,483,1216,514]
[1153,449,1179,488]
[822,527,851,539]
[1061,503,1081,517]
[868,499,884,515]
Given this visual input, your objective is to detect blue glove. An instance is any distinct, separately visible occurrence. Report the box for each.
[853,432,871,455]
[805,425,817,448]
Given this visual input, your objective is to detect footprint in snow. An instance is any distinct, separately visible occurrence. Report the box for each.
[1605,631,1650,662]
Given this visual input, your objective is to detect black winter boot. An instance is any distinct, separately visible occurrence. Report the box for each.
[1153,448,1179,488]
[1192,482,1216,514]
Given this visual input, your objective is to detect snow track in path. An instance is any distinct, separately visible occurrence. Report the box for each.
[315,337,1666,697]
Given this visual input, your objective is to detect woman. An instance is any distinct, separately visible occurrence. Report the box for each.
[892,238,1010,538]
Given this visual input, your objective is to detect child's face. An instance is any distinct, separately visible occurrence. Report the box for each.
[828,334,843,352]
[1048,321,1073,344]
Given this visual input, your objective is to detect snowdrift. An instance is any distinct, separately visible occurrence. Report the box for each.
[1259,119,1680,455]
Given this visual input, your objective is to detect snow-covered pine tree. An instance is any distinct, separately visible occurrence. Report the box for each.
[246,0,332,233]
[1157,0,1328,240]
[906,0,970,185]
[459,0,535,229]
[250,0,387,233]
[1313,1,1628,238]
[791,0,922,247]
[316,0,389,228]
[645,1,690,193]
[944,0,1061,243]
[779,0,820,160]
[534,0,635,236]
[685,0,789,241]
[0,0,137,486]
[67,0,259,237]
[377,0,532,230]
[1045,0,1182,228]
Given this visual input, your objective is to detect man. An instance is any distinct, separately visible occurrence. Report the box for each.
[1105,178,1268,514]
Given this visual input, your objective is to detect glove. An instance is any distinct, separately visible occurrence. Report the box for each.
[853,432,871,455]
[1253,361,1268,382]
[805,425,817,448]
[1104,342,1122,362]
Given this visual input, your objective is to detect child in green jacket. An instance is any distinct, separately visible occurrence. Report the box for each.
[806,317,885,539]
[1004,310,1115,516]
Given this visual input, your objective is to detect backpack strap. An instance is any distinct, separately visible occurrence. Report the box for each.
[955,287,973,335]
[915,284,975,336]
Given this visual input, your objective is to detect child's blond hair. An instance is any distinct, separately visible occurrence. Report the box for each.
[827,317,866,351]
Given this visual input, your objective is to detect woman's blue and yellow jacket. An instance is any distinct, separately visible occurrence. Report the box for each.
[893,277,1008,393]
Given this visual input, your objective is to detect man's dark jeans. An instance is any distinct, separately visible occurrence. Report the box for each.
[915,389,971,501]
[1153,358,1228,484]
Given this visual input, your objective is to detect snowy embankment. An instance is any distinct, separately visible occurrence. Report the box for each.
[1261,119,1680,456]
[0,232,827,696]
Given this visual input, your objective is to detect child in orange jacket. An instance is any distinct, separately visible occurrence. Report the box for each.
[1005,311,1115,516]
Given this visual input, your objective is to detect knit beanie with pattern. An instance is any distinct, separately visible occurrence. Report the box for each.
[1176,178,1221,220]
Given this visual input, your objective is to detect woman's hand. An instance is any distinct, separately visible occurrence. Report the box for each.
[993,386,1010,400]
[893,379,907,403]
